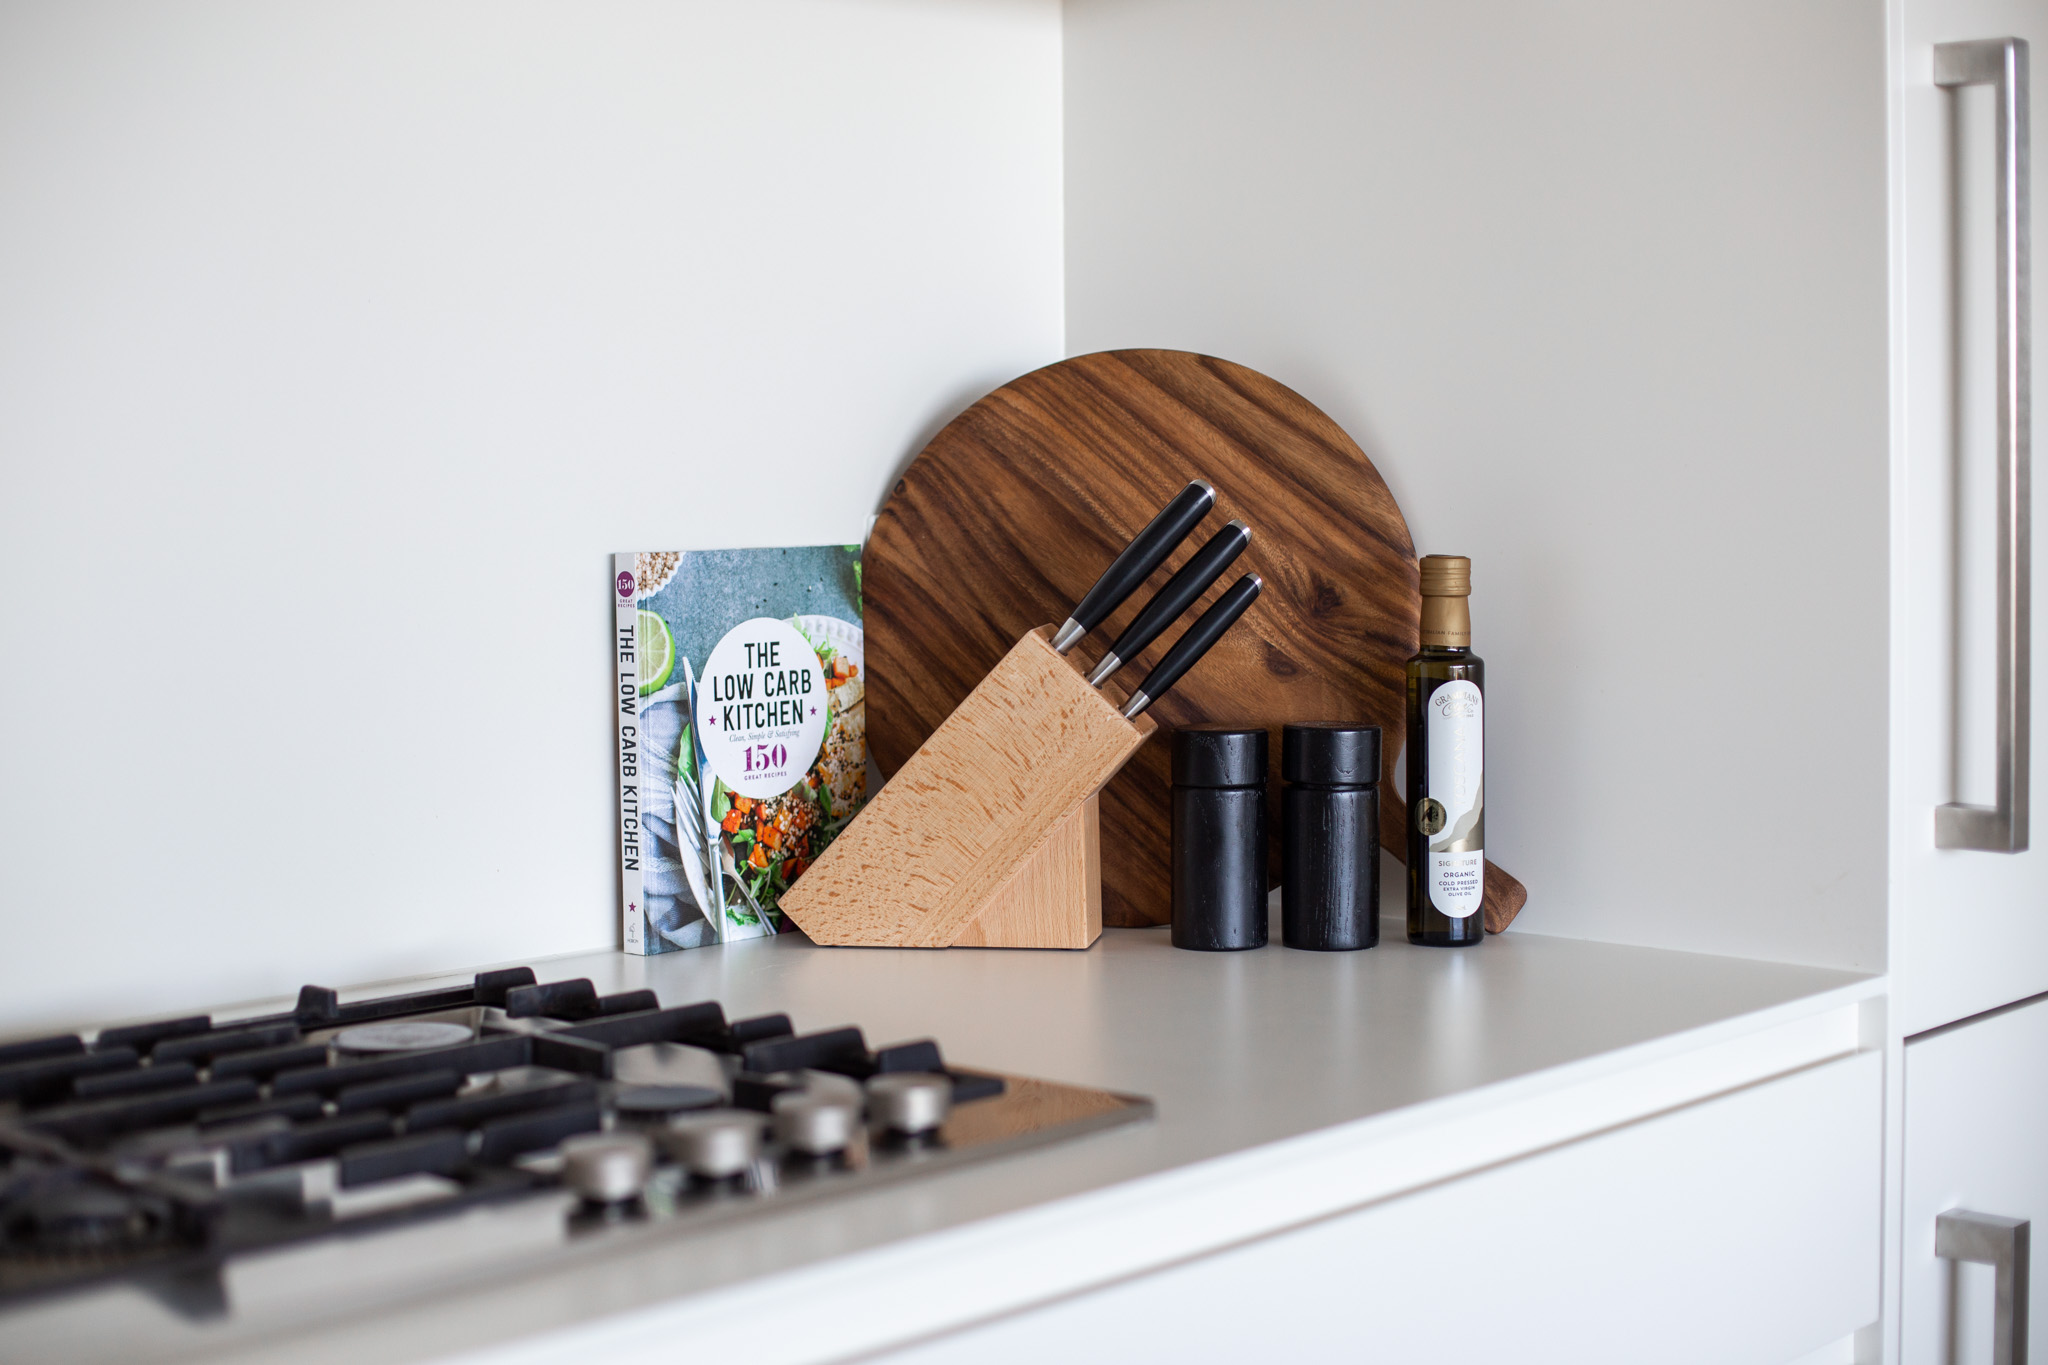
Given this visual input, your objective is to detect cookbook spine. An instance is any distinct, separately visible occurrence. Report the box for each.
[614,553,646,954]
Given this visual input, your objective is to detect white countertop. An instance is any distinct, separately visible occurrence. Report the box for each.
[4,912,1878,1365]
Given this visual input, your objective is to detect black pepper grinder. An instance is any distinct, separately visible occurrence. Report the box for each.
[1170,727,1270,951]
[1281,723,1381,951]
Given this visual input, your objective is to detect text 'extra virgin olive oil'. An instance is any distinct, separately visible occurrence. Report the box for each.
[1406,555,1485,946]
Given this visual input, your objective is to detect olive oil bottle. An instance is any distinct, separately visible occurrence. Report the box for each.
[1406,555,1485,946]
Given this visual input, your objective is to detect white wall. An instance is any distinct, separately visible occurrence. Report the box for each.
[1064,0,1891,970]
[0,0,1064,1030]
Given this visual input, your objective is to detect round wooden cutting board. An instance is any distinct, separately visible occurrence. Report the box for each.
[864,349,1524,931]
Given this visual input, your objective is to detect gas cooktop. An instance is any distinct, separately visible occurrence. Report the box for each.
[0,967,1150,1320]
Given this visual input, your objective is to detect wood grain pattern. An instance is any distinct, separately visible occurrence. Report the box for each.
[951,797,1101,949]
[1482,862,1527,936]
[865,349,1527,931]
[780,628,1151,947]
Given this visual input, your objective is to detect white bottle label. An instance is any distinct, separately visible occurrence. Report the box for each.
[1425,680,1484,918]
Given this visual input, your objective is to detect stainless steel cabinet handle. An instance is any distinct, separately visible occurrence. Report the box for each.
[1937,1209,2031,1364]
[1936,37,2033,854]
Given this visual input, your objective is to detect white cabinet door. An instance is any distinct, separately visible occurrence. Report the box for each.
[1896,0,2048,1035]
[873,1053,1882,1365]
[1901,994,2048,1364]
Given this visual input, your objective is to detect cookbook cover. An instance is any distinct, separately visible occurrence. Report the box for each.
[614,546,866,954]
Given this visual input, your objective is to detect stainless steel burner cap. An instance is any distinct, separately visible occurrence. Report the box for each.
[865,1072,952,1135]
[560,1132,653,1204]
[659,1110,764,1180]
[772,1092,860,1157]
[613,1084,721,1115]
[332,1021,474,1053]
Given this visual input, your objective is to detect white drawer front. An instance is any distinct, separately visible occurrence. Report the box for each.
[1902,994,2048,1364]
[879,1052,1881,1365]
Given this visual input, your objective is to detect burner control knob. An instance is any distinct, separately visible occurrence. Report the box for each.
[660,1111,764,1180]
[772,1093,860,1157]
[865,1073,952,1136]
[560,1132,653,1204]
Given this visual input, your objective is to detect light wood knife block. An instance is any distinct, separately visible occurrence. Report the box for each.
[780,625,1155,949]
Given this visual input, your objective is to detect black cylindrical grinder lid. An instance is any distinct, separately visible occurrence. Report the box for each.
[1172,726,1268,788]
[1281,723,1382,786]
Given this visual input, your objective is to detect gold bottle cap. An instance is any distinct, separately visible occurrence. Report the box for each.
[1418,555,1472,647]
[1418,555,1472,597]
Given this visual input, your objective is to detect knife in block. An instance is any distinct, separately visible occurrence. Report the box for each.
[779,626,1154,949]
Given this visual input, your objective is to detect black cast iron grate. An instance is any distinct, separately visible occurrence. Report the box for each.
[0,967,1139,1317]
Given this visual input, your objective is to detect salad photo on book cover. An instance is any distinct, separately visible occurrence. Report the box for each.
[614,546,866,954]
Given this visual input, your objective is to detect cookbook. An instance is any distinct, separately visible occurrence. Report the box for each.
[613,545,866,954]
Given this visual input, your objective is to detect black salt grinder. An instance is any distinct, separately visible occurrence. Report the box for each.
[1171,727,1270,951]
[1281,723,1381,951]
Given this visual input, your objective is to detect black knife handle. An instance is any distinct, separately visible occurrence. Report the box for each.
[1091,521,1251,685]
[1055,480,1216,652]
[1122,575,1263,718]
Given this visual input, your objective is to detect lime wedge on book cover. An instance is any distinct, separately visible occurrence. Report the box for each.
[638,609,675,695]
